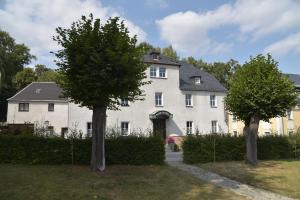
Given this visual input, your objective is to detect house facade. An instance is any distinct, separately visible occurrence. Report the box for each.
[7,51,228,138]
[227,74,300,136]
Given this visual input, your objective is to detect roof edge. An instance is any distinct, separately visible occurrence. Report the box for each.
[7,82,34,101]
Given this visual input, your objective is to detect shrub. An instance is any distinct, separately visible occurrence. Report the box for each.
[0,135,164,165]
[183,134,300,164]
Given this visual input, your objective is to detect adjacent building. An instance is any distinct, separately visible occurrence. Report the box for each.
[6,51,228,138]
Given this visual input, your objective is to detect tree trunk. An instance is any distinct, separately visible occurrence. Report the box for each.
[91,105,107,171]
[245,115,260,165]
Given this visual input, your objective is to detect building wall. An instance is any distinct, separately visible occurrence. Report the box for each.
[227,105,300,135]
[68,64,228,136]
[7,101,69,134]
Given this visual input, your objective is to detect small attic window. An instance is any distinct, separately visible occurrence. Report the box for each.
[195,77,201,85]
[35,89,41,94]
[153,53,159,60]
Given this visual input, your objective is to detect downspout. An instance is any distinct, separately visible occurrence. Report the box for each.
[281,117,285,135]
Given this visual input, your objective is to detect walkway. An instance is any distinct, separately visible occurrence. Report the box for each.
[165,151,295,200]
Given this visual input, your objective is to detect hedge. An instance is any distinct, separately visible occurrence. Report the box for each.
[0,135,165,165]
[183,134,300,164]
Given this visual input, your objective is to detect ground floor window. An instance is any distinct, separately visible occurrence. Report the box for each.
[87,122,92,137]
[121,122,129,135]
[186,121,193,134]
[211,121,218,133]
[19,103,29,112]
[233,130,237,136]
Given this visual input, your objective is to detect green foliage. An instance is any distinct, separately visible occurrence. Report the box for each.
[0,135,165,165]
[225,54,298,124]
[161,45,178,60]
[182,134,300,164]
[53,15,149,109]
[13,68,36,90]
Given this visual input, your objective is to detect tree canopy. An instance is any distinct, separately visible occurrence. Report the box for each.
[53,14,149,171]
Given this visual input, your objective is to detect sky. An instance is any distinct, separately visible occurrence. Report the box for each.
[0,0,300,74]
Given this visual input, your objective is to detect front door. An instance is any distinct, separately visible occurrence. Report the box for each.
[153,119,166,139]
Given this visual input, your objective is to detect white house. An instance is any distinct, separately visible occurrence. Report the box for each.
[7,51,228,138]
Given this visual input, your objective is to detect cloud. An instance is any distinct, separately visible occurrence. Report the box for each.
[156,0,300,56]
[264,32,300,56]
[0,0,147,68]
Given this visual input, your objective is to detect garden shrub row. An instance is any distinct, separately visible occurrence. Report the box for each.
[183,134,300,164]
[0,135,165,165]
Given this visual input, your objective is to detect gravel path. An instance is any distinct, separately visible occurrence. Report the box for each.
[167,161,296,200]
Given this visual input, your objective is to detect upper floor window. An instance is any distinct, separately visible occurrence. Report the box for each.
[155,92,163,106]
[19,103,29,112]
[185,94,192,107]
[211,120,218,133]
[287,110,293,120]
[186,121,193,134]
[121,122,129,135]
[121,99,129,107]
[210,95,217,107]
[150,66,167,78]
[48,103,54,112]
[195,77,201,85]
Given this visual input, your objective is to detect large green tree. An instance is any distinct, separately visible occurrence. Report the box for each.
[225,54,297,165]
[0,30,35,121]
[161,45,178,60]
[13,68,36,90]
[53,15,148,171]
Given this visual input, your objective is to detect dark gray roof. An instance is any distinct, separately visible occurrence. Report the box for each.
[8,82,67,102]
[286,74,300,86]
[143,50,181,66]
[179,61,227,92]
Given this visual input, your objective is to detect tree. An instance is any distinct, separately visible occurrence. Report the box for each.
[0,30,35,121]
[37,70,60,82]
[13,68,36,90]
[225,54,297,165]
[35,64,50,77]
[161,45,178,60]
[53,14,148,171]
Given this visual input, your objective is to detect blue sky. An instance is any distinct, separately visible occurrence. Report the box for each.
[1,0,300,74]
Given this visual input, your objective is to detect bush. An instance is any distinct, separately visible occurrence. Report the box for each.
[0,135,164,165]
[183,134,300,164]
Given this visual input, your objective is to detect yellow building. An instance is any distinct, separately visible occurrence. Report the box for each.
[227,74,300,136]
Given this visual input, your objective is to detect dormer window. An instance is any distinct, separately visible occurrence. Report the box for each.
[153,54,159,60]
[195,77,201,85]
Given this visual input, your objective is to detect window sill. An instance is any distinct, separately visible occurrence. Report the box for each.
[150,76,167,79]
[19,110,29,112]
[186,105,193,108]
[155,105,164,107]
[210,106,218,108]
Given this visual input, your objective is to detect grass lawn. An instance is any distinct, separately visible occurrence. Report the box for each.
[199,160,300,199]
[0,164,246,200]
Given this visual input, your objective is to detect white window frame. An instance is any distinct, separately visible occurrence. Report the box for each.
[48,103,54,112]
[121,99,129,107]
[210,95,217,108]
[121,122,130,135]
[195,77,201,85]
[150,66,157,77]
[211,120,218,133]
[87,122,92,137]
[19,103,29,112]
[185,94,193,107]
[233,131,238,136]
[150,66,167,78]
[155,92,163,106]
[186,121,193,134]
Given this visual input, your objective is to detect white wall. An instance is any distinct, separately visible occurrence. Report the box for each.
[7,101,69,134]
[68,64,228,136]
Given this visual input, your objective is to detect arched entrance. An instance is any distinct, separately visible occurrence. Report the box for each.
[149,110,173,139]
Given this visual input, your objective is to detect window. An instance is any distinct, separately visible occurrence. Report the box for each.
[150,66,167,78]
[159,67,166,78]
[233,131,237,136]
[265,132,271,136]
[121,99,129,107]
[19,103,29,112]
[232,114,237,121]
[150,67,157,77]
[155,92,163,106]
[186,121,193,134]
[185,94,192,107]
[211,121,218,133]
[48,126,54,135]
[87,122,92,137]
[48,103,54,111]
[121,122,129,135]
[287,110,292,120]
[195,77,201,85]
[210,95,217,107]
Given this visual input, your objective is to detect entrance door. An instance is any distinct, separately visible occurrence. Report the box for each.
[153,119,166,139]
